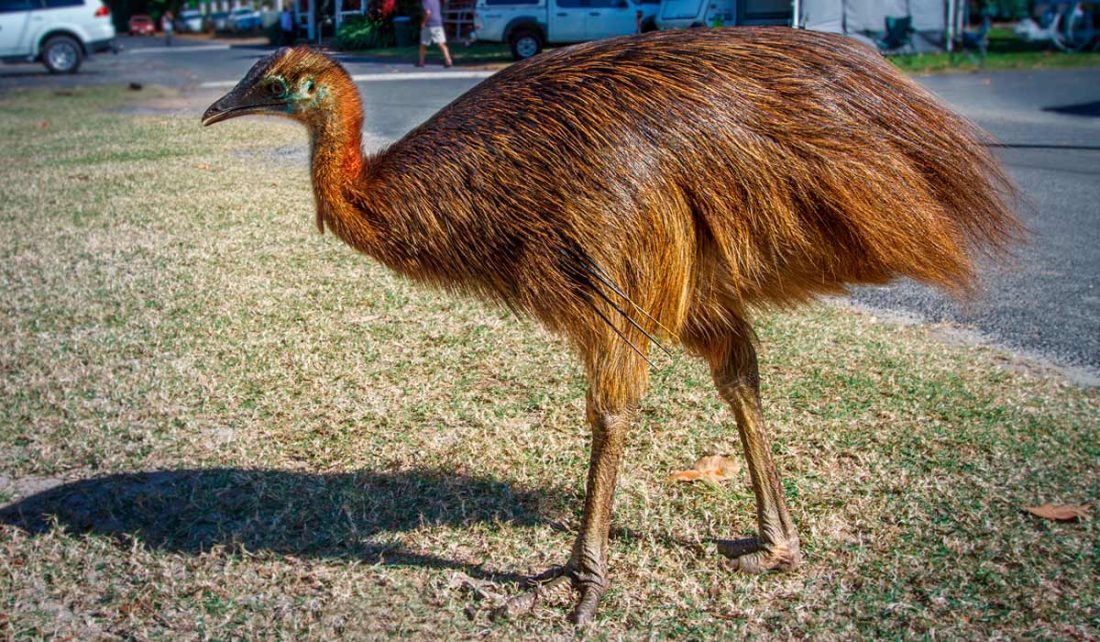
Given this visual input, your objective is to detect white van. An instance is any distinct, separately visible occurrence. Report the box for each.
[472,0,660,60]
[0,0,116,73]
[656,0,790,30]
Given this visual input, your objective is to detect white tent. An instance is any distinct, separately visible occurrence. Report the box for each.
[795,0,965,52]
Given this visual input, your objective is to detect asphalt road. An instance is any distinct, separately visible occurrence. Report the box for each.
[3,37,1097,378]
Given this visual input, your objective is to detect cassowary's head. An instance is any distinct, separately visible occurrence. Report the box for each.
[202,47,356,130]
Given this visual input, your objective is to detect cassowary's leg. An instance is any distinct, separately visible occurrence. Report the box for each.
[497,348,646,625]
[706,328,801,573]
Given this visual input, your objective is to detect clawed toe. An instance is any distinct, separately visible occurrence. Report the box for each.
[491,567,574,621]
[490,565,606,626]
[717,536,801,573]
[570,584,603,625]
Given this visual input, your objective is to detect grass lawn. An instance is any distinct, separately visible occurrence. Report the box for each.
[0,86,1097,640]
[342,41,515,66]
[891,27,1100,73]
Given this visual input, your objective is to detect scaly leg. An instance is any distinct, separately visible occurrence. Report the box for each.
[706,327,800,573]
[498,350,645,625]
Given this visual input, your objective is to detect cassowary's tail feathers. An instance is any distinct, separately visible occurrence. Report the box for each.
[850,53,1023,296]
[735,37,1025,302]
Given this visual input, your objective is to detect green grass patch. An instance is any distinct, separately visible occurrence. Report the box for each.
[0,86,1097,640]
[891,26,1100,73]
[343,42,514,66]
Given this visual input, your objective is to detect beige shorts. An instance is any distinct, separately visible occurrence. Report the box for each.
[420,26,446,46]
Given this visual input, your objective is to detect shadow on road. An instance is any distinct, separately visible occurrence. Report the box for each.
[0,70,106,79]
[0,467,577,582]
[987,142,1100,151]
[1043,100,1100,117]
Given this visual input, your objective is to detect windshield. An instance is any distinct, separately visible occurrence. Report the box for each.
[660,0,703,19]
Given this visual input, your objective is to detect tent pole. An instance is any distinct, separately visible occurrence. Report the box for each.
[946,0,956,52]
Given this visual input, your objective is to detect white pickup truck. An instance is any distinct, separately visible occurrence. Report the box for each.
[472,0,660,60]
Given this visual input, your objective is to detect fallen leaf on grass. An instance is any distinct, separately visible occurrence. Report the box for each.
[1023,503,1089,522]
[669,454,741,484]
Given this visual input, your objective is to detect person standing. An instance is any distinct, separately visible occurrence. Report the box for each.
[280,5,295,46]
[161,10,174,47]
[417,0,452,68]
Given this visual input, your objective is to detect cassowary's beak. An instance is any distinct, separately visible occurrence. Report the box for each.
[201,77,289,127]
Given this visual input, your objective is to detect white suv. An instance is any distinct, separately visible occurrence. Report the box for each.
[0,0,116,74]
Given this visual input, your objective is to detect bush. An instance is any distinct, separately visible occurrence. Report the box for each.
[333,13,394,50]
[987,0,1029,20]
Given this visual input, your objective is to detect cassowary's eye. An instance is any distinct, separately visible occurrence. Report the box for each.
[268,79,287,99]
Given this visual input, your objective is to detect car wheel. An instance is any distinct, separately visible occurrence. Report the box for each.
[509,29,543,61]
[42,35,83,74]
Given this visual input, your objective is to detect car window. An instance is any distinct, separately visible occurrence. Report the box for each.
[0,0,37,13]
[588,0,622,7]
[483,0,538,5]
[555,0,585,7]
[43,0,82,7]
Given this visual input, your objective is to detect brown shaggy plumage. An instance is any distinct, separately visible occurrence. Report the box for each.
[203,26,1019,624]
[298,29,1018,358]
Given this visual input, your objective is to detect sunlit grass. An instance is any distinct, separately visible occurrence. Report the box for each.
[891,26,1100,73]
[0,86,1096,640]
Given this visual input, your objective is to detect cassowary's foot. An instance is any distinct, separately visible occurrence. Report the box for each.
[717,535,801,573]
[492,565,607,626]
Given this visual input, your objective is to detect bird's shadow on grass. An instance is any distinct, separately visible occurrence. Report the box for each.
[0,468,578,583]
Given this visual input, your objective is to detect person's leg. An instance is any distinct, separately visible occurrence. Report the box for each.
[418,27,429,66]
[438,41,453,67]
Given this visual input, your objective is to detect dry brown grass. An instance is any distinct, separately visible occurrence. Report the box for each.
[0,86,1096,640]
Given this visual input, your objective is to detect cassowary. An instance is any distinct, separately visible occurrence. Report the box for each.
[202,28,1018,624]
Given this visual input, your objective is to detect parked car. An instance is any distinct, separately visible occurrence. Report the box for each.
[227,6,261,31]
[128,14,155,35]
[472,0,659,60]
[0,0,116,73]
[175,8,204,32]
[205,10,230,31]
